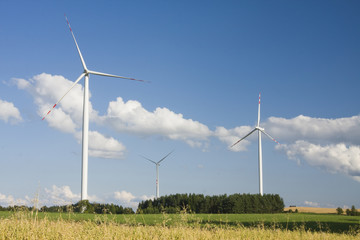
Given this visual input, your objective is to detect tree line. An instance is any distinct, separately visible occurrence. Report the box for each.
[137,193,285,214]
[0,200,134,214]
[336,206,360,216]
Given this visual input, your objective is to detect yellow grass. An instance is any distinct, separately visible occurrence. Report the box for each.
[284,207,338,214]
[0,212,358,240]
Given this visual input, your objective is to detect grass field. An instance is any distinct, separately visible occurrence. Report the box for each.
[1,210,359,236]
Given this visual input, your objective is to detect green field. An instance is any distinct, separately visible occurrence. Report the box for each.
[1,211,359,234]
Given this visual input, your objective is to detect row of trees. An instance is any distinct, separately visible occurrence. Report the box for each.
[0,200,134,214]
[137,193,284,214]
[336,206,359,216]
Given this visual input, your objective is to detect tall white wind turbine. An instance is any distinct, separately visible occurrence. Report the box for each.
[230,93,279,196]
[42,16,146,201]
[141,151,174,199]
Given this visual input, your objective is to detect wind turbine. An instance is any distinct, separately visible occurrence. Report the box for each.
[141,151,174,199]
[42,16,146,201]
[230,93,279,196]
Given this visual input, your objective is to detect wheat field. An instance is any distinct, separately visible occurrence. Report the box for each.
[284,207,338,214]
[0,212,358,239]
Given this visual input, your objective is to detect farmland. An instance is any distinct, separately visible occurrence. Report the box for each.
[0,210,359,239]
[284,207,338,214]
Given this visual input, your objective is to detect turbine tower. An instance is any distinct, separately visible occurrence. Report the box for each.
[230,93,279,196]
[42,16,146,201]
[141,151,174,199]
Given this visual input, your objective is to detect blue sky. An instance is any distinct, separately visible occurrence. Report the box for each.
[0,0,359,209]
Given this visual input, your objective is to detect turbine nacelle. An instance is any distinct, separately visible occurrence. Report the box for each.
[255,126,265,132]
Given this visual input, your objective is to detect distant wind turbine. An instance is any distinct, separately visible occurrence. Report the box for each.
[141,151,174,199]
[42,15,147,201]
[230,93,279,196]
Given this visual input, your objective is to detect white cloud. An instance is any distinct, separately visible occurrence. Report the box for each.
[1,186,153,211]
[265,114,360,182]
[99,97,212,147]
[13,74,360,183]
[114,190,136,203]
[13,74,126,159]
[265,115,360,145]
[138,194,155,201]
[87,131,126,159]
[215,113,360,182]
[304,201,320,208]
[40,185,100,206]
[13,73,214,156]
[41,187,153,209]
[0,193,15,206]
[12,73,89,131]
[278,141,360,181]
[44,107,78,134]
[87,194,103,203]
[214,125,254,152]
[114,191,154,210]
[0,99,22,124]
[44,185,80,206]
[113,190,145,210]
[0,193,29,206]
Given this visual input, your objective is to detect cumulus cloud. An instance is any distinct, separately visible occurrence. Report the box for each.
[44,185,80,206]
[1,186,152,210]
[0,99,22,124]
[114,190,154,210]
[12,74,360,182]
[278,141,360,181]
[12,73,126,159]
[87,131,126,159]
[42,185,153,209]
[264,114,360,181]
[14,73,213,152]
[98,97,212,147]
[262,114,360,180]
[0,193,29,206]
[304,201,320,208]
[214,125,253,152]
[114,190,136,203]
[0,193,15,206]
[12,73,90,132]
[214,112,360,182]
[265,115,360,145]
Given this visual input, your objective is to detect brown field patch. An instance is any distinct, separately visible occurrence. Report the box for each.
[284,207,338,214]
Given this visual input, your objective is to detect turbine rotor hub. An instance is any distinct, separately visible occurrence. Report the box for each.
[256,126,264,131]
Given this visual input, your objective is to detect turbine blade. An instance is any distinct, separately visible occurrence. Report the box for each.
[65,15,87,71]
[257,93,261,127]
[140,155,157,164]
[88,70,149,83]
[157,150,174,164]
[260,129,280,145]
[42,73,85,120]
[230,128,257,148]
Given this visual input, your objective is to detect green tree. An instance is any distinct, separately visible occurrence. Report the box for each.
[350,205,358,216]
[74,200,94,213]
[346,209,351,216]
[336,207,343,215]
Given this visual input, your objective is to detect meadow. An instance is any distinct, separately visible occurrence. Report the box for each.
[0,210,359,239]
